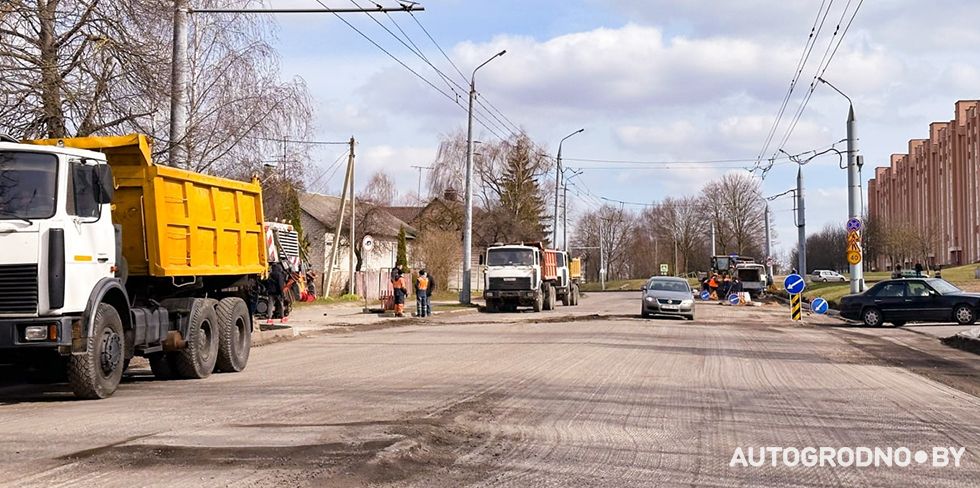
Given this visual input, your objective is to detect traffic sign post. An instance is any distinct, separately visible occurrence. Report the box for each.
[811,297,829,315]
[728,293,740,306]
[846,218,862,233]
[791,294,803,321]
[660,264,669,276]
[700,290,711,301]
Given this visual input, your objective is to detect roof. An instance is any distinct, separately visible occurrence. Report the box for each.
[300,192,416,239]
[382,206,425,225]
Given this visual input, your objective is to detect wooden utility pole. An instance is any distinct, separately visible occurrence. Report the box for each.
[325,138,355,296]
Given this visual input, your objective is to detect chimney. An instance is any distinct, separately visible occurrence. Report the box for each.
[443,188,458,202]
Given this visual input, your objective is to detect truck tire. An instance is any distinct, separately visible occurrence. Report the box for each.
[175,301,220,379]
[67,303,125,399]
[215,297,251,373]
[542,283,555,311]
[560,288,570,306]
[532,291,543,312]
[149,353,179,380]
[485,298,499,313]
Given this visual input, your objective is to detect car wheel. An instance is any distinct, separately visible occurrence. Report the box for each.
[954,305,976,325]
[862,308,883,327]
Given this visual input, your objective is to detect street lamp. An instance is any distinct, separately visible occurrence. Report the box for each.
[780,149,807,277]
[553,129,585,249]
[461,49,506,305]
[818,77,865,293]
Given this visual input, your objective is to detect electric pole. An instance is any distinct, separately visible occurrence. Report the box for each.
[797,167,807,275]
[562,168,583,251]
[553,129,584,248]
[325,137,355,297]
[411,165,432,202]
[462,50,506,305]
[349,139,356,297]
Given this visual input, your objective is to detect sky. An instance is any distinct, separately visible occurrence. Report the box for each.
[262,0,980,258]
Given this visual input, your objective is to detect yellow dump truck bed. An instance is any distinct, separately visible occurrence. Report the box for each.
[569,257,582,281]
[30,134,267,278]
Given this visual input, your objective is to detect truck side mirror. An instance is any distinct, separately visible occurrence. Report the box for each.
[94,165,114,204]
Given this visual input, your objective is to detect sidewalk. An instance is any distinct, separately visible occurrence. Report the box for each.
[252,299,482,344]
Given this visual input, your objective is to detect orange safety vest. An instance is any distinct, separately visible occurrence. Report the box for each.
[417,276,429,291]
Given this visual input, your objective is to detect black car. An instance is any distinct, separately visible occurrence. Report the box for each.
[839,278,980,327]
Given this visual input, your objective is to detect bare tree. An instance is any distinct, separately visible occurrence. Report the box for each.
[412,229,460,295]
[0,0,314,180]
[359,171,398,206]
[572,205,637,282]
[699,172,766,257]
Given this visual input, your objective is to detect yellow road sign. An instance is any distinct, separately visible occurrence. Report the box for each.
[847,242,861,253]
[847,250,862,265]
[847,231,861,244]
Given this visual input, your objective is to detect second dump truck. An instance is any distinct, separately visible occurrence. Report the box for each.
[0,134,268,398]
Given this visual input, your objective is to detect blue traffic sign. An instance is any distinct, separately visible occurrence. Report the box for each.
[728,293,740,305]
[811,297,829,314]
[846,218,863,232]
[784,274,806,295]
[700,290,711,301]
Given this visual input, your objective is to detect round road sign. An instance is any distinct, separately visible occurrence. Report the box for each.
[784,274,806,295]
[847,250,862,266]
[700,290,711,301]
[812,297,829,315]
[728,293,740,305]
[846,218,863,233]
[362,234,375,252]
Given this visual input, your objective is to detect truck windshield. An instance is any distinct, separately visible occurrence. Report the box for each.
[0,151,58,220]
[487,249,535,266]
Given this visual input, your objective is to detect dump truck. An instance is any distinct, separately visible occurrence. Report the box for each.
[0,134,267,398]
[483,243,579,312]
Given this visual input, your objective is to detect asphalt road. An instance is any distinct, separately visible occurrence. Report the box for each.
[0,293,977,487]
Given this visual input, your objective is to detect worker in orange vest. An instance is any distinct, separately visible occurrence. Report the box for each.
[392,269,409,317]
[415,270,431,318]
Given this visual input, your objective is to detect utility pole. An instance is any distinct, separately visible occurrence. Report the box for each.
[325,137,355,297]
[797,167,807,275]
[764,202,773,283]
[553,129,585,248]
[820,77,864,292]
[599,225,606,291]
[562,168,583,251]
[169,0,189,167]
[710,221,716,257]
[462,50,506,305]
[349,138,356,297]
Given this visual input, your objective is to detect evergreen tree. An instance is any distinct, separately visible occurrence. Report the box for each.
[497,135,549,243]
[396,226,409,273]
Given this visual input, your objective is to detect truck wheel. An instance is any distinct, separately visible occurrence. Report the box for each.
[560,288,570,307]
[149,353,179,380]
[532,291,544,312]
[542,284,554,311]
[485,299,498,313]
[175,301,220,379]
[67,303,125,399]
[215,297,251,373]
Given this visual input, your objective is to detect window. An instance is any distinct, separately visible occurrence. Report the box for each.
[907,281,931,297]
[68,163,101,219]
[0,151,58,220]
[874,283,906,298]
[928,279,961,295]
[487,249,535,266]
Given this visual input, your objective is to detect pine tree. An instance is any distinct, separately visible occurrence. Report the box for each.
[497,135,549,243]
[396,226,409,273]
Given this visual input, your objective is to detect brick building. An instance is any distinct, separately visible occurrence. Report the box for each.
[868,101,980,268]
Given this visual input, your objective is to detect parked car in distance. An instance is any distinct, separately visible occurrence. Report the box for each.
[811,270,846,282]
[640,277,695,320]
[839,278,980,327]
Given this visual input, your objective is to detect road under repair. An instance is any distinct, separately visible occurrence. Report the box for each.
[0,293,977,487]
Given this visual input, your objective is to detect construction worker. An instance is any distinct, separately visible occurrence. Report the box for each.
[415,270,431,318]
[708,273,720,300]
[392,269,409,317]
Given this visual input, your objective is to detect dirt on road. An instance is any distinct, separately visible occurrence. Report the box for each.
[0,293,977,487]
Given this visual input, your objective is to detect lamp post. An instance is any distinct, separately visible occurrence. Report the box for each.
[818,77,864,293]
[553,129,584,249]
[461,50,506,305]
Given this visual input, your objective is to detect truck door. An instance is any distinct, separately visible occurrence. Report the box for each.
[64,161,116,310]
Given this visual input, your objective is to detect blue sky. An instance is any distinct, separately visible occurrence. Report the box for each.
[264,0,980,259]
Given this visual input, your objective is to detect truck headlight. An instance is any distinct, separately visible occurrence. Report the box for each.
[24,325,50,341]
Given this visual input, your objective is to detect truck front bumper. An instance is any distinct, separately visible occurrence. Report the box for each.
[0,317,76,350]
[484,290,537,300]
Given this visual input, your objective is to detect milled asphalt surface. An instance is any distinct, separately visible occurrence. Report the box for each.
[0,293,977,487]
